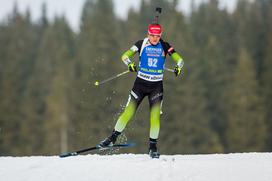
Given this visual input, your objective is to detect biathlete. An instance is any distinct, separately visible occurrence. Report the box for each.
[99,23,184,158]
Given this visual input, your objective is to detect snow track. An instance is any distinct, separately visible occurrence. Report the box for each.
[1,153,272,181]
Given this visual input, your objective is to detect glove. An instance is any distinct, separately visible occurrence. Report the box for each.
[174,65,182,76]
[128,62,137,72]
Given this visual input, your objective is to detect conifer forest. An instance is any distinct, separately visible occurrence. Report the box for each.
[0,0,272,155]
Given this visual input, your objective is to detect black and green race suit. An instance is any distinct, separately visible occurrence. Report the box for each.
[114,38,184,139]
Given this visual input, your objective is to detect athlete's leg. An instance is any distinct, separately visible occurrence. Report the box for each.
[148,88,163,140]
[99,78,145,147]
[100,90,143,147]
[147,83,163,158]
[114,90,143,132]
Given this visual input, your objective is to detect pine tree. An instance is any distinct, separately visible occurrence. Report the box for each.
[43,17,75,154]
[234,0,270,78]
[0,7,40,155]
[0,21,8,154]
[72,0,122,149]
[260,6,272,150]
[225,48,267,152]
[21,16,75,155]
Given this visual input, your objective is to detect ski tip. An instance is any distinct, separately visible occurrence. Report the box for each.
[59,152,77,158]
[59,153,69,158]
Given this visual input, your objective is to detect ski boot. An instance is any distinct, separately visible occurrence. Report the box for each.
[149,148,160,158]
[99,130,121,147]
[148,138,160,158]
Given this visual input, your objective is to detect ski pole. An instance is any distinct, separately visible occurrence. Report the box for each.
[94,70,130,86]
[94,67,174,86]
[164,67,174,73]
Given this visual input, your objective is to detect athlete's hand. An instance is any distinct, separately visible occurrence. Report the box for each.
[128,62,137,72]
[174,65,182,76]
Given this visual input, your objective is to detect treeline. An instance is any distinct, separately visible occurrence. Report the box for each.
[0,0,271,156]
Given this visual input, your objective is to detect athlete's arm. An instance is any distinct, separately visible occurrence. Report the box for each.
[121,40,143,65]
[121,49,136,65]
[161,40,184,69]
[171,52,184,68]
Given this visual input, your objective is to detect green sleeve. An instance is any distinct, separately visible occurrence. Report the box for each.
[171,52,184,68]
[121,49,136,61]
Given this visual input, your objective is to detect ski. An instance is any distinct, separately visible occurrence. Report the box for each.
[59,143,136,158]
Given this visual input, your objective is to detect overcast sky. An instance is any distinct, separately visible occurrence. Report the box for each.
[0,0,237,31]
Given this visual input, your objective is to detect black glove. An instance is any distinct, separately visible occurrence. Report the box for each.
[128,62,137,72]
[174,65,182,76]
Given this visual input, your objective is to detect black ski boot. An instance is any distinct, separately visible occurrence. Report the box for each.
[99,130,121,147]
[148,138,160,158]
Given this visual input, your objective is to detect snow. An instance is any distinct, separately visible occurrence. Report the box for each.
[1,153,272,181]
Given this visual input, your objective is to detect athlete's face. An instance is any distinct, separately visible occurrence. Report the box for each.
[148,34,161,45]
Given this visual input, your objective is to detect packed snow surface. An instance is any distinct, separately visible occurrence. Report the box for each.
[1,153,272,181]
